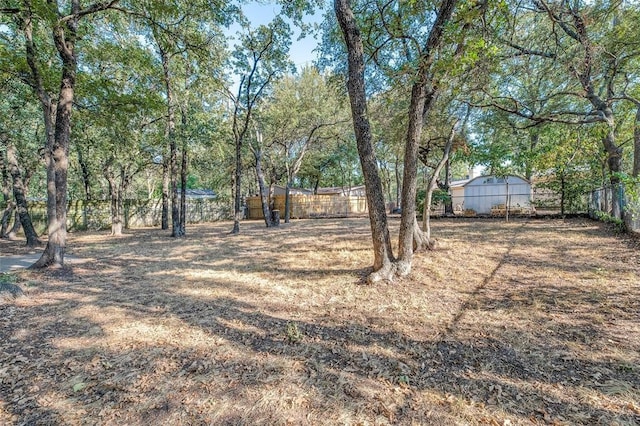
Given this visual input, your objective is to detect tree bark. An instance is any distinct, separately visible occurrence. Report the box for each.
[179,115,188,237]
[253,146,273,227]
[76,145,92,201]
[422,123,456,241]
[104,163,123,236]
[160,49,183,238]
[1,146,14,238]
[232,149,242,234]
[629,101,640,178]
[6,143,40,246]
[335,0,396,283]
[0,203,14,239]
[397,82,430,275]
[397,0,458,275]
[161,154,169,229]
[284,183,292,223]
[32,16,78,269]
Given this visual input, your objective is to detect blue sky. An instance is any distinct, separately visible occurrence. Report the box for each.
[228,2,324,71]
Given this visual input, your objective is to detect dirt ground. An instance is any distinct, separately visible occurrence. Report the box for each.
[0,217,639,425]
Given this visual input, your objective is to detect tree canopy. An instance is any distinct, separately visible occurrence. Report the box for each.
[0,0,638,274]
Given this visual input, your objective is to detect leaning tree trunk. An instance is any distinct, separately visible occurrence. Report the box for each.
[7,210,22,239]
[335,0,396,283]
[22,14,61,267]
[422,123,456,241]
[1,149,14,238]
[0,202,15,238]
[6,143,40,246]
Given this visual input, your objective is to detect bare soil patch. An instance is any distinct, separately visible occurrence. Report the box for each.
[1,218,639,425]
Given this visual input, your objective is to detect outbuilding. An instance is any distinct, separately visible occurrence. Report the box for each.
[455,175,533,215]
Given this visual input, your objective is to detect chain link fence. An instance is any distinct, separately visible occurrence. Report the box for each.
[588,184,640,233]
[1,198,231,233]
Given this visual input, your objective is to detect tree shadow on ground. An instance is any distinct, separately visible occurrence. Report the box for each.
[1,218,638,424]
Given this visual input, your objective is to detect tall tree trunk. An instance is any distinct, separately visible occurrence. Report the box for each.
[104,164,123,236]
[335,0,396,283]
[76,145,92,201]
[253,148,273,227]
[570,9,623,219]
[560,170,566,216]
[0,203,14,239]
[1,146,14,238]
[7,211,22,240]
[160,50,182,238]
[6,143,40,246]
[179,142,187,236]
[397,82,429,275]
[284,183,291,223]
[22,13,60,267]
[232,140,242,234]
[397,0,457,275]
[161,155,169,229]
[633,106,640,178]
[394,157,401,209]
[32,17,77,269]
[443,158,453,214]
[179,113,188,236]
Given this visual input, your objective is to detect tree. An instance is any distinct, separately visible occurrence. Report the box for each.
[479,0,640,220]
[335,0,462,282]
[3,139,41,246]
[0,79,41,243]
[1,0,121,268]
[228,16,294,233]
[118,0,230,237]
[261,67,349,222]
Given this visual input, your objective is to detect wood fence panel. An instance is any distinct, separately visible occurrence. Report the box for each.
[244,195,368,219]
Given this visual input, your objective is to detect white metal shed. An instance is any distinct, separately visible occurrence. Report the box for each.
[463,175,532,214]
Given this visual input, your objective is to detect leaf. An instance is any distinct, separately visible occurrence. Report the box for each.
[72,382,86,392]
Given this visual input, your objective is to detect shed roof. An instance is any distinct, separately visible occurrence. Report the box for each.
[463,175,530,187]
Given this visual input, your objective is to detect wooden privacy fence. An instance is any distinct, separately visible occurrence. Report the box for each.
[246,194,368,220]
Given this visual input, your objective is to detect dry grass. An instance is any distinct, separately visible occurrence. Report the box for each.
[1,217,639,425]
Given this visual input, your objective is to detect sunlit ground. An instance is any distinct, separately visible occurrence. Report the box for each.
[1,217,639,425]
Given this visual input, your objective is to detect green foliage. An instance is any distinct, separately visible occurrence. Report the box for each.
[615,173,640,221]
[593,210,626,233]
[286,321,303,343]
[416,188,450,217]
[0,273,18,285]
